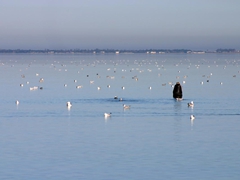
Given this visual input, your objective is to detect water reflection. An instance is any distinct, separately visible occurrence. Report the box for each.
[191,118,194,129]
[173,100,182,115]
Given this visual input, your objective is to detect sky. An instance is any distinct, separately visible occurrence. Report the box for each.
[0,0,240,50]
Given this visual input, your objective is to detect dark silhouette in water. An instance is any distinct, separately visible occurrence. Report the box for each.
[173,82,183,99]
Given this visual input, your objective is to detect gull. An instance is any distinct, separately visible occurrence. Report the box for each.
[39,78,44,83]
[97,86,101,90]
[123,104,131,109]
[30,86,38,91]
[66,101,72,107]
[15,100,19,105]
[104,113,111,118]
[76,85,82,89]
[190,115,195,120]
[188,101,194,107]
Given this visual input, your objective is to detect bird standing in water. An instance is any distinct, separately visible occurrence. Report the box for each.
[173,82,183,99]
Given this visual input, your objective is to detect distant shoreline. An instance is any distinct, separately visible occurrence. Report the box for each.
[0,48,239,54]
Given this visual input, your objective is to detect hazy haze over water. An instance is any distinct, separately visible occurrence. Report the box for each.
[0,0,240,50]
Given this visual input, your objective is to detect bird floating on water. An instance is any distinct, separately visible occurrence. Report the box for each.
[66,101,72,107]
[15,100,19,105]
[76,85,82,89]
[123,104,131,109]
[188,101,194,107]
[104,113,111,118]
[190,115,195,120]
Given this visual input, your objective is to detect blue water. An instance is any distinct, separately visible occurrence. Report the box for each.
[0,53,240,179]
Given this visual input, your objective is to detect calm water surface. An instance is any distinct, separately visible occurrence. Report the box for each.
[0,53,240,179]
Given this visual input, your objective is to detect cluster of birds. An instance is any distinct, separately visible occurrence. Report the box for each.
[65,96,131,118]
[104,96,131,117]
[188,101,195,120]
[64,98,195,120]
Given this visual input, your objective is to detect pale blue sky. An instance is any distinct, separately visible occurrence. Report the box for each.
[0,0,239,50]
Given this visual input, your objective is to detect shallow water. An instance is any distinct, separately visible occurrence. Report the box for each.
[0,53,240,179]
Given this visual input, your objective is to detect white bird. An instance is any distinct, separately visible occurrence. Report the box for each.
[123,104,131,109]
[39,78,44,83]
[122,86,125,90]
[104,113,111,118]
[190,115,195,120]
[30,86,38,91]
[66,101,72,107]
[188,101,194,107]
[15,100,19,105]
[97,86,101,90]
[76,85,82,89]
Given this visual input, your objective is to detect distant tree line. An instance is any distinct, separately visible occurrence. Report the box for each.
[0,48,238,54]
[0,48,191,54]
[216,49,236,53]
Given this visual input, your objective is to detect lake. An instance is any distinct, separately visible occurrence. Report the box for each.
[0,53,240,180]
